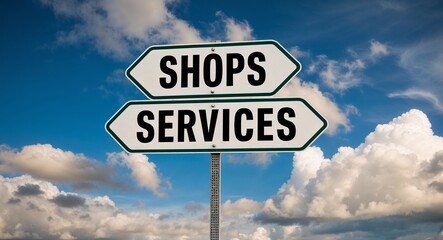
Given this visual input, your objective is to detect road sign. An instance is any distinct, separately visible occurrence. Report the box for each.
[105,98,327,153]
[126,40,301,99]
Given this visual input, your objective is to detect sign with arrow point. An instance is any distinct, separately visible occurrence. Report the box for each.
[106,98,327,153]
[126,40,301,99]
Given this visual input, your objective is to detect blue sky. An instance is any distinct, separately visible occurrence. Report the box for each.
[1,0,443,239]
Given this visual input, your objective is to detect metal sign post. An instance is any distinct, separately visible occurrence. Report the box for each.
[210,152,221,240]
[210,39,221,240]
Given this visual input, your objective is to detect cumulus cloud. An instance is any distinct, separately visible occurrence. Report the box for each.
[222,198,262,218]
[0,144,115,186]
[229,227,272,240]
[0,174,208,239]
[277,77,350,134]
[107,152,168,197]
[221,199,272,240]
[259,109,443,224]
[250,227,271,240]
[0,145,171,203]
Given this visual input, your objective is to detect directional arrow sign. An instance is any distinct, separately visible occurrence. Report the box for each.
[105,98,327,153]
[126,40,301,99]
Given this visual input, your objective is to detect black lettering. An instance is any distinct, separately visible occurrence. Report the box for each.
[226,53,245,86]
[158,110,174,142]
[181,55,200,88]
[203,54,223,87]
[159,56,177,89]
[199,109,219,141]
[257,108,273,141]
[137,110,155,143]
[277,107,296,141]
[234,108,253,141]
[223,109,230,141]
[178,110,196,142]
[248,52,266,86]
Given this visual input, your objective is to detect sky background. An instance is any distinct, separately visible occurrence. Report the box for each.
[0,0,443,239]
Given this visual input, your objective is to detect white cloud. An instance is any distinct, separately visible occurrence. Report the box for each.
[318,55,365,92]
[396,37,443,112]
[225,18,254,42]
[281,225,301,239]
[305,39,390,92]
[1,139,440,240]
[388,88,443,112]
[344,104,360,116]
[378,0,407,11]
[370,39,389,58]
[107,152,168,197]
[290,46,310,59]
[216,12,254,41]
[250,227,271,240]
[222,198,261,218]
[102,0,168,39]
[0,144,113,185]
[0,144,169,196]
[221,199,273,240]
[260,109,443,222]
[41,0,203,59]
[41,1,257,59]
[307,52,365,93]
[226,153,276,167]
[399,37,443,82]
[0,174,207,239]
[229,227,272,240]
[276,77,350,134]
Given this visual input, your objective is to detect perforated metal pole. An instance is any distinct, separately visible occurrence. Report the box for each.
[210,152,221,240]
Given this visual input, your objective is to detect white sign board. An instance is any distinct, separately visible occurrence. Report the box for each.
[106,98,327,153]
[126,40,301,99]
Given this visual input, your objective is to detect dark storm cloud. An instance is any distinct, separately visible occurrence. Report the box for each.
[429,181,443,193]
[424,151,443,175]
[15,183,44,196]
[50,194,86,208]
[7,197,21,204]
[255,213,443,239]
[27,201,43,211]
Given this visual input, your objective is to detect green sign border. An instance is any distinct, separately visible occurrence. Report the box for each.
[126,40,302,100]
[105,98,327,153]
